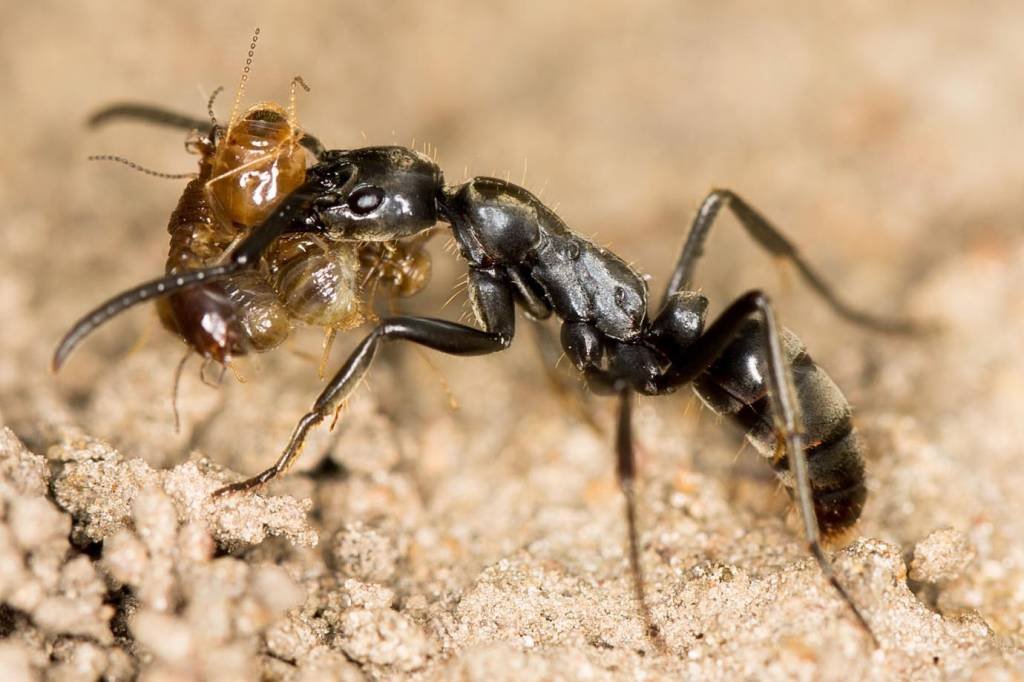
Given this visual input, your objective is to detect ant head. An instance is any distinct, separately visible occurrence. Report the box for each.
[311,147,443,241]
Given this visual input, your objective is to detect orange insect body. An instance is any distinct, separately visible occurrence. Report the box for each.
[153,30,432,369]
[158,77,367,364]
[207,103,306,229]
[156,133,297,361]
[358,240,433,300]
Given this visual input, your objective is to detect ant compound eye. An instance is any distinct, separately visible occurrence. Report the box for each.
[347,186,385,216]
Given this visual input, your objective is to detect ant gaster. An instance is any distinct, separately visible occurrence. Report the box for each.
[56,47,920,651]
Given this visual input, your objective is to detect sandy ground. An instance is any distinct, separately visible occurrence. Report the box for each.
[3,2,1024,680]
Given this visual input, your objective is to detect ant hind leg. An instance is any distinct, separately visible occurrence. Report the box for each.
[654,290,879,646]
[660,189,919,334]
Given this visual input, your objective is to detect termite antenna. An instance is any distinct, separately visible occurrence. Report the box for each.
[207,85,225,128]
[171,349,191,433]
[289,75,311,128]
[227,27,260,134]
[87,155,196,179]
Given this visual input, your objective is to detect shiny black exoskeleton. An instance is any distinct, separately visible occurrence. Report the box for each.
[57,127,918,649]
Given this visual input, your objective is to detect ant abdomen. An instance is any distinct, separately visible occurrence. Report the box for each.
[692,317,866,537]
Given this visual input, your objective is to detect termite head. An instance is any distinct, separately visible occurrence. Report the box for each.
[207,102,308,228]
[310,146,443,242]
[156,283,248,365]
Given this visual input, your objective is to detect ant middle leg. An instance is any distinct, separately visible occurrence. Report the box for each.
[574,342,671,651]
[614,388,668,652]
[659,189,918,334]
[214,269,515,495]
[530,321,604,435]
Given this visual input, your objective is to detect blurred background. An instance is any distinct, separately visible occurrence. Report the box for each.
[7,2,1024,374]
[4,1,1024,677]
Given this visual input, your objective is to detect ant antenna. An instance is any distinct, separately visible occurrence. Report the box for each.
[289,76,311,128]
[88,155,196,180]
[207,85,225,128]
[227,27,260,134]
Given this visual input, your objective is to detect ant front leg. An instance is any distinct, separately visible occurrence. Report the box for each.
[214,267,515,495]
[661,189,918,334]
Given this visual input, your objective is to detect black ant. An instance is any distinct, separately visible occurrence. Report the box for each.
[55,43,921,651]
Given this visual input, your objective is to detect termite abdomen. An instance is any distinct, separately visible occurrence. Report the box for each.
[265,234,366,331]
[158,154,294,362]
[358,240,433,300]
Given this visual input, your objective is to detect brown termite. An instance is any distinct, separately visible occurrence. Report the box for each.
[86,28,433,389]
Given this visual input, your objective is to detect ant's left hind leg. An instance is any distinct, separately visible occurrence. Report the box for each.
[660,189,918,334]
[214,268,515,495]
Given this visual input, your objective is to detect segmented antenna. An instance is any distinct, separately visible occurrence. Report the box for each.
[227,27,260,134]
[88,155,196,179]
[206,85,225,128]
[288,75,311,128]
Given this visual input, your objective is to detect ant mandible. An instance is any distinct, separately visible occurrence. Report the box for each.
[55,54,919,650]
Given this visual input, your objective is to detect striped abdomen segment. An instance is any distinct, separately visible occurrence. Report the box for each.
[163,174,236,271]
[264,234,366,331]
[691,318,866,536]
[157,173,291,362]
